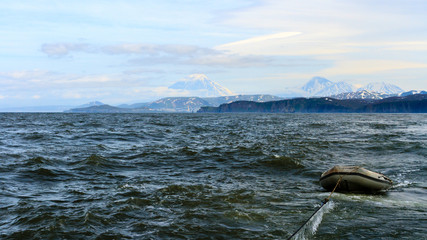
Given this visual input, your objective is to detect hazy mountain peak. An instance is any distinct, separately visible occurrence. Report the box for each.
[301,76,334,95]
[185,73,208,82]
[169,74,234,97]
[300,77,355,97]
[77,101,105,108]
[358,82,403,94]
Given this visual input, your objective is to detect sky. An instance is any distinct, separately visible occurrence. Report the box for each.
[1,0,427,108]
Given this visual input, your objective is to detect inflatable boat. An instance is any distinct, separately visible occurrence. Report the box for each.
[320,166,392,192]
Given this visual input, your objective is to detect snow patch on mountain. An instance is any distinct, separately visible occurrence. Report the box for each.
[331,90,390,100]
[169,74,234,97]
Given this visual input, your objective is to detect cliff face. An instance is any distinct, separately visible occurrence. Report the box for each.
[198,94,427,113]
[362,95,427,113]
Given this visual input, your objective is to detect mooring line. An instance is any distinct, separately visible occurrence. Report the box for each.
[287,175,343,240]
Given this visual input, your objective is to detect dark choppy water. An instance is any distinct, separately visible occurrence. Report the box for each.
[0,113,426,239]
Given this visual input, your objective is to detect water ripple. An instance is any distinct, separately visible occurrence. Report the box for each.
[0,113,426,239]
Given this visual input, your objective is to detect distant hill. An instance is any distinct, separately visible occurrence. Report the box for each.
[149,94,283,112]
[148,97,210,112]
[65,104,153,113]
[76,101,105,108]
[203,94,283,106]
[198,94,427,113]
[64,94,283,113]
[117,103,150,108]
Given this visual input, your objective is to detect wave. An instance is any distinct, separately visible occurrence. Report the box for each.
[69,154,128,172]
[80,154,109,166]
[257,155,305,170]
[19,167,73,181]
[159,184,212,196]
[22,132,48,141]
[24,156,52,166]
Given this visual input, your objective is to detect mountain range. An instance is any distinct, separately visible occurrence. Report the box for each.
[66,95,283,113]
[65,76,426,113]
[301,76,356,96]
[294,76,403,97]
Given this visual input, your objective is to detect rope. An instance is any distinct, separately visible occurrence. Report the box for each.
[325,175,343,202]
[287,166,361,240]
[286,175,343,240]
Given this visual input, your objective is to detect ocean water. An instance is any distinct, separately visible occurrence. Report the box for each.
[0,113,426,239]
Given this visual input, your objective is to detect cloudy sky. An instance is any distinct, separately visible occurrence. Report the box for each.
[1,0,427,107]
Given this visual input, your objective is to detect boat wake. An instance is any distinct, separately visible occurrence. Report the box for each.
[292,201,335,240]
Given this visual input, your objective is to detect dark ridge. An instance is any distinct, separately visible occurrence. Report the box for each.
[198,94,427,113]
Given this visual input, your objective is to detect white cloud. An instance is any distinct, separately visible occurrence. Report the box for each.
[0,70,51,79]
[319,60,427,76]
[186,54,273,67]
[41,42,220,57]
[222,0,426,36]
[217,32,356,56]
[384,41,427,51]
[41,42,273,68]
[54,75,116,84]
[41,43,93,57]
[218,32,301,48]
[103,44,218,56]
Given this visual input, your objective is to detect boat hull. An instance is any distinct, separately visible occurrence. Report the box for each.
[320,166,392,192]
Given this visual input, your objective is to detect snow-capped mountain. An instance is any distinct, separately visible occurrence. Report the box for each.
[357,82,403,95]
[330,90,390,100]
[314,81,356,97]
[169,74,234,97]
[301,77,334,95]
[300,76,355,97]
[281,77,407,99]
[398,90,427,97]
